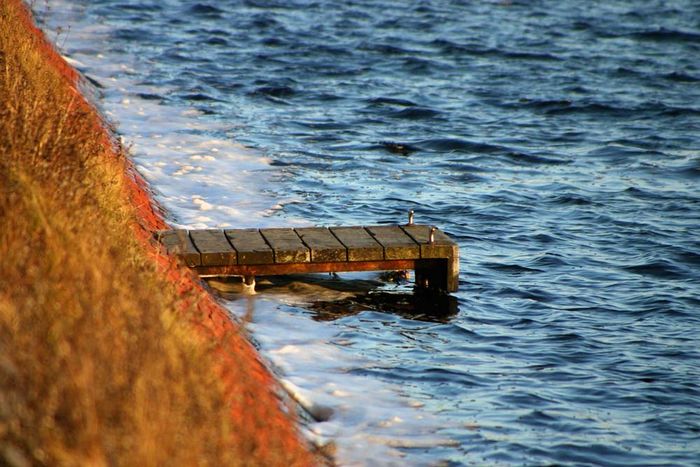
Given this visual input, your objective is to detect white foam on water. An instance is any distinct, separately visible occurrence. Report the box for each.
[42,2,455,464]
[227,295,457,465]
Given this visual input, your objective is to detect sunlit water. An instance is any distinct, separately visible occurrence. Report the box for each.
[42,1,700,464]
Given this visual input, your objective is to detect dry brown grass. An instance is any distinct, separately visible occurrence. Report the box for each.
[0,2,313,466]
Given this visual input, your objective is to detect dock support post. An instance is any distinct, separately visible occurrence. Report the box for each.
[414,245,459,293]
[415,259,447,291]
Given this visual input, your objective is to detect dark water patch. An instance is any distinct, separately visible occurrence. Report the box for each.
[630,28,700,43]
[662,71,700,82]
[204,37,228,46]
[180,92,220,102]
[250,85,296,99]
[623,260,689,280]
[136,92,163,101]
[188,3,224,16]
[503,151,569,165]
[113,27,152,42]
[418,138,505,154]
[482,262,544,275]
[549,193,594,206]
[544,102,638,117]
[495,287,556,302]
[388,107,441,120]
[248,13,283,30]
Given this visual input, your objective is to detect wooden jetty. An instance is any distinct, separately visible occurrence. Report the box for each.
[156,223,459,292]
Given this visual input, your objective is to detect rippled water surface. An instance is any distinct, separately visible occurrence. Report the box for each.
[44,0,700,464]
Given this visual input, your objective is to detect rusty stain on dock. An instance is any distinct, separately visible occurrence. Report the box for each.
[156,225,459,292]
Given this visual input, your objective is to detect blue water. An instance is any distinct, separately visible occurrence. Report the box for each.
[48,0,700,464]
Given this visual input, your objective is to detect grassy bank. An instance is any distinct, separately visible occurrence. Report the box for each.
[0,2,313,465]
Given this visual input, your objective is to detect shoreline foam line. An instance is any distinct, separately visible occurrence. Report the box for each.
[2,1,318,464]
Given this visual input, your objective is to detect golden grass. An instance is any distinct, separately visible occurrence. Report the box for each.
[0,2,313,465]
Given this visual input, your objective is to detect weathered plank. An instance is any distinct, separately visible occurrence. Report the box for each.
[295,227,347,262]
[260,228,310,263]
[401,225,456,258]
[331,226,384,261]
[156,230,200,266]
[189,230,237,266]
[366,226,420,260]
[225,228,274,265]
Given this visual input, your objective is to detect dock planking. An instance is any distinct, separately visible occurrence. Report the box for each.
[190,229,237,266]
[155,224,459,292]
[366,226,421,260]
[260,228,310,263]
[330,226,383,261]
[224,229,274,265]
[296,227,347,262]
[157,230,200,266]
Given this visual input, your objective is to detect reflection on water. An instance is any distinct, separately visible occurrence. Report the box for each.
[206,273,460,323]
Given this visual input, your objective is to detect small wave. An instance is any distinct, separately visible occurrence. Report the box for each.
[248,14,282,29]
[181,92,220,102]
[250,85,296,98]
[360,42,412,55]
[430,40,561,61]
[623,260,689,280]
[543,102,633,117]
[495,287,555,302]
[531,253,568,268]
[504,151,570,165]
[630,28,700,43]
[367,96,418,107]
[418,138,505,153]
[188,3,224,16]
[136,92,162,101]
[388,107,441,119]
[205,37,228,46]
[549,193,594,206]
[482,262,543,275]
[113,27,150,41]
[662,71,700,83]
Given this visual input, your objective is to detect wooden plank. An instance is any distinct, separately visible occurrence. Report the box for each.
[156,230,200,266]
[331,226,384,261]
[260,228,310,263]
[366,225,420,260]
[224,228,273,265]
[189,230,237,266]
[401,225,456,258]
[295,227,347,262]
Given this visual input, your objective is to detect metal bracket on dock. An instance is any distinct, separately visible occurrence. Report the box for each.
[155,224,459,293]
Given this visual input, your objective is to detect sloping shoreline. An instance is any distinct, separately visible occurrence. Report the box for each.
[0,1,316,464]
